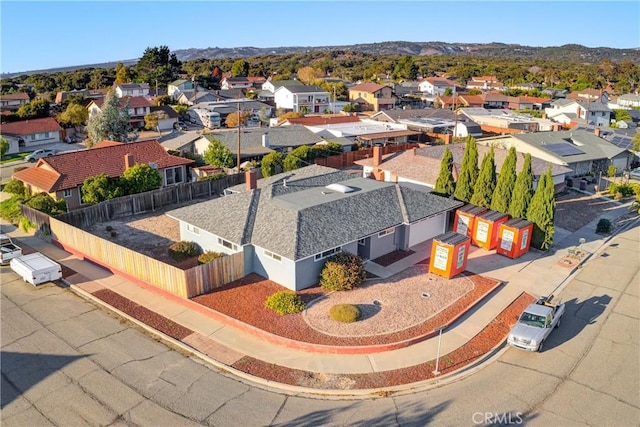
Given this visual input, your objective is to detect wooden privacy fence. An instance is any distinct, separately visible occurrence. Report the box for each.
[49,217,245,298]
[21,204,51,233]
[57,174,244,229]
[314,143,418,168]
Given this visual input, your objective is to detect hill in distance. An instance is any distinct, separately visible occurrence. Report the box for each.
[3,41,639,78]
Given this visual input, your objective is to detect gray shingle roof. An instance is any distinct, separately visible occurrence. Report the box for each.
[168,164,462,260]
[207,125,323,154]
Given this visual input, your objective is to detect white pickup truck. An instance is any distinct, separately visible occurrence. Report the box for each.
[507,295,565,352]
[1,234,23,265]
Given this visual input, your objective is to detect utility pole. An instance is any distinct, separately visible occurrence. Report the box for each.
[237,101,241,173]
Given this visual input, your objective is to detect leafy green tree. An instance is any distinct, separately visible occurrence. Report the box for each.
[443,87,453,96]
[121,163,162,194]
[490,147,517,213]
[86,90,133,146]
[81,173,123,204]
[26,193,64,215]
[225,111,250,128]
[0,137,9,159]
[613,109,632,123]
[283,155,303,172]
[57,103,88,128]
[391,55,418,80]
[203,138,235,168]
[136,46,180,86]
[632,132,640,152]
[454,137,479,203]
[434,147,455,197]
[261,151,284,177]
[526,166,555,250]
[470,148,496,209]
[3,178,26,197]
[297,66,325,84]
[508,153,534,218]
[231,59,249,77]
[144,113,159,131]
[16,98,49,119]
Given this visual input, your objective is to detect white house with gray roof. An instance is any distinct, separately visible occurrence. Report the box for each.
[545,99,612,127]
[274,85,330,113]
[478,129,631,176]
[167,165,462,290]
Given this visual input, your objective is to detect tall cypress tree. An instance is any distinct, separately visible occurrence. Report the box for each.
[491,147,517,213]
[526,165,556,250]
[508,153,533,218]
[453,137,479,202]
[434,147,455,196]
[470,148,496,209]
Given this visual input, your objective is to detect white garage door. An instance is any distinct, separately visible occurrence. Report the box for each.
[408,215,445,247]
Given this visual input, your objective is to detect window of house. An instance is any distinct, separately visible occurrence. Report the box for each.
[165,167,184,186]
[186,224,199,235]
[314,246,341,262]
[44,132,50,138]
[378,227,395,238]
[62,189,72,198]
[218,238,238,251]
[264,250,282,262]
[358,238,366,246]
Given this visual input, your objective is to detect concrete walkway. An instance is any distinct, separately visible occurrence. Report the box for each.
[1,196,637,384]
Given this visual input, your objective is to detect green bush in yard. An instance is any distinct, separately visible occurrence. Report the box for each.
[329,304,361,323]
[596,218,612,234]
[319,251,366,291]
[4,178,27,197]
[264,291,306,315]
[168,241,202,261]
[198,251,226,264]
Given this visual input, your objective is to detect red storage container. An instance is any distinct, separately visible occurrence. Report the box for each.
[497,218,534,259]
[473,210,510,250]
[429,231,471,279]
[454,204,488,238]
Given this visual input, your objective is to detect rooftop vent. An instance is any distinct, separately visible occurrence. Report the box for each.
[325,183,354,193]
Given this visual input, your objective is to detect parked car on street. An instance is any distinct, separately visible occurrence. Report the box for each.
[173,121,188,131]
[629,168,640,180]
[507,295,565,352]
[25,149,56,162]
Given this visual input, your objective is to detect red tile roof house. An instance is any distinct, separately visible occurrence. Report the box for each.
[87,96,154,130]
[0,92,30,111]
[0,117,63,153]
[13,140,194,210]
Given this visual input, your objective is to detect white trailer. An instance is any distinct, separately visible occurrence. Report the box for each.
[10,252,62,286]
[188,108,221,129]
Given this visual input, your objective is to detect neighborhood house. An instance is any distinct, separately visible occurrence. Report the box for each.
[167,164,463,290]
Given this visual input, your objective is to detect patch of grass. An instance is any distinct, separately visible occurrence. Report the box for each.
[0,152,30,164]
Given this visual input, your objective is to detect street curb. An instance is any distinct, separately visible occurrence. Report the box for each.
[63,278,517,399]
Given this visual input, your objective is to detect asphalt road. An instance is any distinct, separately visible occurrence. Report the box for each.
[1,224,638,426]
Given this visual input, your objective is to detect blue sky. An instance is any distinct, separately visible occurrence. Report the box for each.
[1,1,638,73]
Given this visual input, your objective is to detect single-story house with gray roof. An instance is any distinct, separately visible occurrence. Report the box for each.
[194,125,351,162]
[478,129,632,176]
[167,164,463,290]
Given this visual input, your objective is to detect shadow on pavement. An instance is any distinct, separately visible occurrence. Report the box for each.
[1,351,88,408]
[544,294,611,351]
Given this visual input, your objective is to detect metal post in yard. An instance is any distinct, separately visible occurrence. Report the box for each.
[433,327,444,375]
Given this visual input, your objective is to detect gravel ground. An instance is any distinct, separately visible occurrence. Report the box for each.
[303,265,473,337]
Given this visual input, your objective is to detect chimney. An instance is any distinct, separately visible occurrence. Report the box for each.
[124,153,134,169]
[262,133,270,147]
[594,127,601,137]
[245,170,257,190]
[373,145,382,166]
[444,134,453,145]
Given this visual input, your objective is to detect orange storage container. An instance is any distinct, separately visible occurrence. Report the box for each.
[429,231,471,279]
[497,218,534,259]
[472,210,510,250]
[454,204,487,238]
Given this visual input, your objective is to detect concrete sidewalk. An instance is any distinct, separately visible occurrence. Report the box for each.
[1,196,637,385]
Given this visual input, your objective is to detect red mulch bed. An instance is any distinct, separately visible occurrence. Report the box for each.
[93,288,192,340]
[191,272,501,346]
[371,249,415,267]
[231,292,536,389]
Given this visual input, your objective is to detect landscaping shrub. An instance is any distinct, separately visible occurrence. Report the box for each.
[198,251,225,264]
[0,195,24,223]
[3,178,27,197]
[607,165,617,178]
[329,304,361,323]
[168,241,202,261]
[264,291,306,315]
[596,218,612,234]
[26,193,62,215]
[319,251,366,291]
[608,183,635,198]
[197,173,227,181]
[19,216,36,232]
